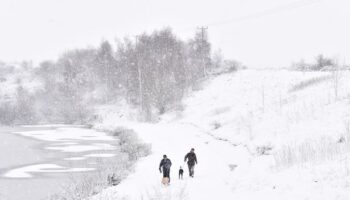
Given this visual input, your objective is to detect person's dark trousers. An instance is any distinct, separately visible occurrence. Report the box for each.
[188,163,195,177]
[163,168,171,183]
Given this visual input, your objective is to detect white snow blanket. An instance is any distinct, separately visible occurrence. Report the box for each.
[93,70,350,200]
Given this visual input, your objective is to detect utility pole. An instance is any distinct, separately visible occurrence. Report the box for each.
[134,35,143,113]
[197,26,208,77]
[104,51,110,104]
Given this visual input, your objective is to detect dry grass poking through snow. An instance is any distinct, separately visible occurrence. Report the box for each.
[274,123,350,169]
[288,75,332,92]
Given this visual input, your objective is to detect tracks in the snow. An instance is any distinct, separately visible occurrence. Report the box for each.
[178,122,256,156]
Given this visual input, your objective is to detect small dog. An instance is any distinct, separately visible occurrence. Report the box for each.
[179,166,184,179]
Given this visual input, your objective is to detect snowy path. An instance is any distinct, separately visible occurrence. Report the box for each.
[92,122,251,200]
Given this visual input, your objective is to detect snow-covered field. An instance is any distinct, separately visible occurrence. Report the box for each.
[93,69,350,200]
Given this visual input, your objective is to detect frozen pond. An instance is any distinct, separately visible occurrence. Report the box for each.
[0,125,118,200]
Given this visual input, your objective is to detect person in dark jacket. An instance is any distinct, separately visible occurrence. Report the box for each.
[184,148,197,177]
[159,155,172,182]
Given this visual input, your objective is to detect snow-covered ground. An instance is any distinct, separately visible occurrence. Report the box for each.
[93,69,350,200]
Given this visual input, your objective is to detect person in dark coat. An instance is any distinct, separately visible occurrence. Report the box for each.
[184,148,197,177]
[159,154,172,182]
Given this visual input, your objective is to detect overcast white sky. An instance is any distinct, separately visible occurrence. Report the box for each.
[0,0,349,68]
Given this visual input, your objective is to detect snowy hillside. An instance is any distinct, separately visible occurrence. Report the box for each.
[175,70,350,155]
[93,69,350,200]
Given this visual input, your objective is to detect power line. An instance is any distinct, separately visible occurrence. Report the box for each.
[207,0,322,27]
[179,0,322,32]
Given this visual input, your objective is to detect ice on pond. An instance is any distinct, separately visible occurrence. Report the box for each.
[13,127,116,142]
[55,142,79,146]
[63,153,115,162]
[64,157,87,161]
[84,153,116,158]
[3,164,95,178]
[46,143,116,153]
[20,124,86,128]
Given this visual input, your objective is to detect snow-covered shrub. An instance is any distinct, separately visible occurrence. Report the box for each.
[111,128,152,161]
[228,164,238,171]
[212,121,222,130]
[290,54,339,71]
[209,59,245,76]
[256,145,273,155]
[313,54,335,71]
[290,59,310,71]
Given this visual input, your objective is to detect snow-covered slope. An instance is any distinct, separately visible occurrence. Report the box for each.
[93,69,350,200]
[174,70,350,153]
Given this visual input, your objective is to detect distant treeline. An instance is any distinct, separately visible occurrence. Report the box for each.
[0,28,242,125]
[290,54,350,71]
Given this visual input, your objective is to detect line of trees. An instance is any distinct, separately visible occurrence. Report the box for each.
[291,54,350,71]
[0,28,240,124]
